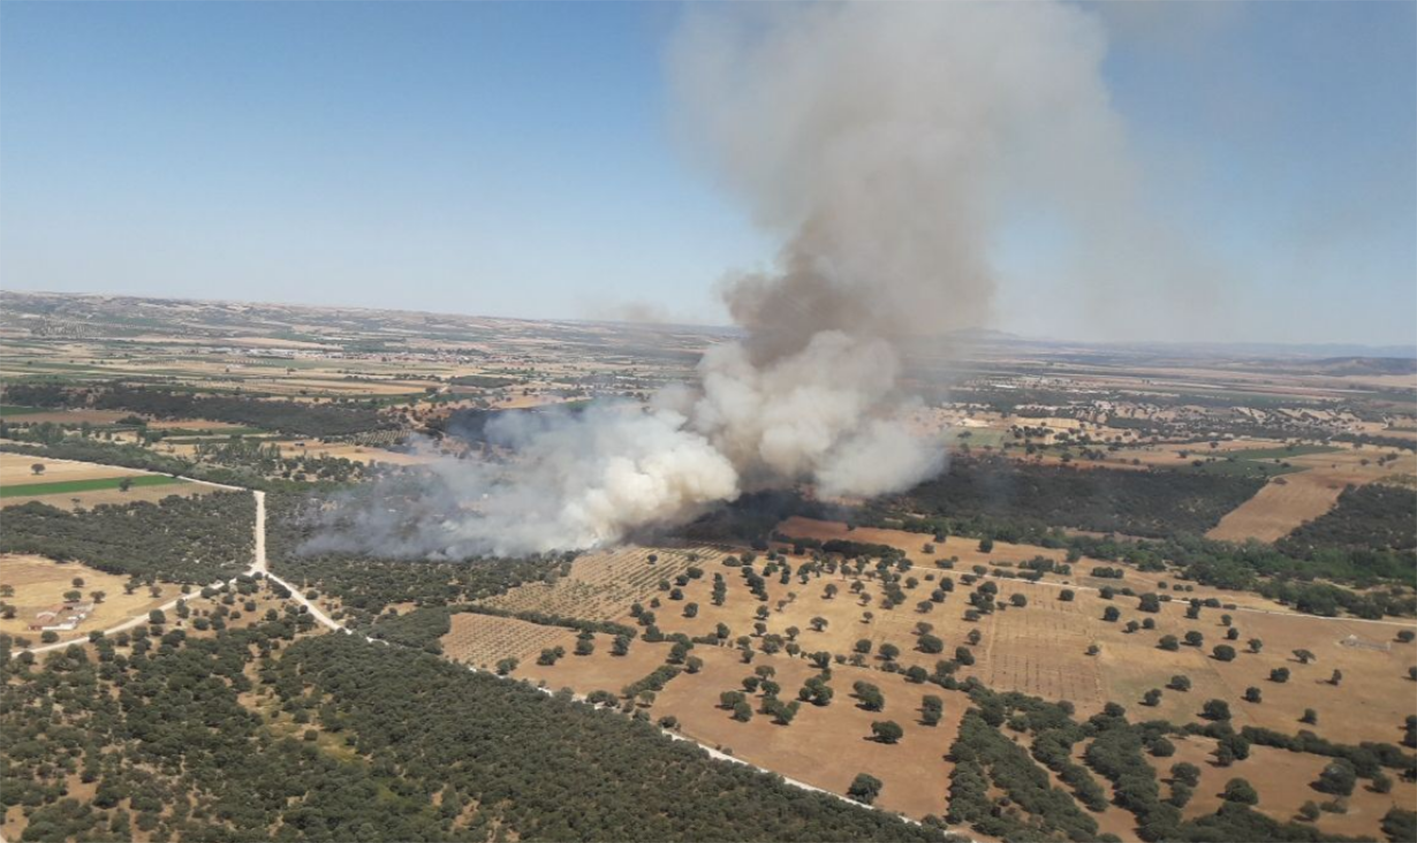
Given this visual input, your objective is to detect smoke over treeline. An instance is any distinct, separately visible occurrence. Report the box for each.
[310,1,1145,557]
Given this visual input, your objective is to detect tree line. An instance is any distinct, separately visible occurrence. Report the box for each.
[0,491,254,583]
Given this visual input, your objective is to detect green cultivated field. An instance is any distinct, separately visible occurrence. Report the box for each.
[0,474,187,498]
[0,405,44,416]
[1224,444,1340,461]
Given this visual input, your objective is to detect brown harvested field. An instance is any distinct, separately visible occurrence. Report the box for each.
[1,452,148,481]
[517,639,969,821]
[1208,448,1417,542]
[980,584,1106,705]
[0,409,132,425]
[477,544,727,621]
[1166,736,1417,838]
[585,534,1412,739]
[0,554,178,641]
[3,486,207,508]
[512,631,675,694]
[777,515,1071,571]
[440,613,576,669]
[439,529,1415,826]
[1208,470,1357,542]
[0,452,210,506]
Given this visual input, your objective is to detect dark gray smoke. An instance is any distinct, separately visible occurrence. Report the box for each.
[315,1,1150,556]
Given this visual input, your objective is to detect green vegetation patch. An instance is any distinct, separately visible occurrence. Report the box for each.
[1280,483,1417,555]
[0,405,44,416]
[1,474,186,498]
[0,491,254,582]
[1224,444,1339,461]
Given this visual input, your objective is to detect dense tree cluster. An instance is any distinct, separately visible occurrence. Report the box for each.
[932,680,1393,843]
[93,385,393,436]
[884,456,1265,539]
[1278,484,1417,557]
[0,492,254,582]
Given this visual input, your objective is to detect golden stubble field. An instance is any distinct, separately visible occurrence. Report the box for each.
[0,452,209,506]
[514,634,970,821]
[1,452,147,481]
[1208,446,1417,542]
[1164,736,1417,838]
[0,554,179,640]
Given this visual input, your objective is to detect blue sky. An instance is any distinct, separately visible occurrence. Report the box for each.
[2,2,1413,345]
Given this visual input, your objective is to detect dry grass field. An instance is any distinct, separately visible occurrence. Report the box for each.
[2,484,208,508]
[1208,470,1360,542]
[516,637,970,821]
[473,526,1415,825]
[1208,447,1417,542]
[1,452,146,481]
[440,613,574,669]
[476,544,727,620]
[0,452,208,506]
[1166,737,1417,839]
[0,554,178,640]
[775,516,1301,612]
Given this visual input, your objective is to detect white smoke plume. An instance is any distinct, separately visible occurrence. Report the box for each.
[311,1,1144,557]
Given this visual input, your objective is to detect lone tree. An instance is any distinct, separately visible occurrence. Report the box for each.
[1143,688,1163,707]
[118,477,134,493]
[1301,708,1318,725]
[1329,669,1343,687]
[1158,635,1180,652]
[1243,687,1262,703]
[1249,638,1263,654]
[848,772,883,804]
[852,681,885,711]
[810,616,828,632]
[1212,644,1237,662]
[30,463,45,476]
[1171,762,1202,788]
[1223,778,1260,806]
[1315,760,1357,797]
[1169,675,1192,692]
[1270,667,1290,683]
[1202,699,1231,721]
[871,720,904,744]
[1294,648,1316,665]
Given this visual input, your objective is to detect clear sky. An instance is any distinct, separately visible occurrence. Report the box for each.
[2,1,1413,345]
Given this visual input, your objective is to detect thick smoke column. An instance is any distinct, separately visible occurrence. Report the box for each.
[311,1,1136,556]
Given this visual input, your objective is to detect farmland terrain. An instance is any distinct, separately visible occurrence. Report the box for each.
[1,292,1414,842]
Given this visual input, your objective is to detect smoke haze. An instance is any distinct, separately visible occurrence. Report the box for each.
[311,1,1153,557]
